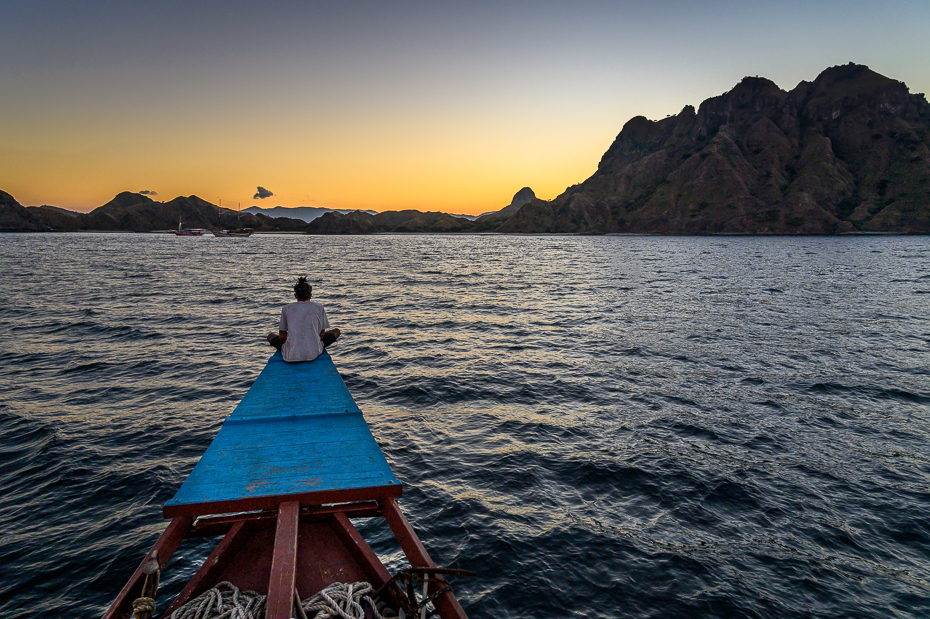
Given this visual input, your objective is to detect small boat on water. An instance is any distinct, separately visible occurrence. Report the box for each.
[104,351,469,619]
[211,228,253,237]
[174,217,204,236]
[211,200,253,237]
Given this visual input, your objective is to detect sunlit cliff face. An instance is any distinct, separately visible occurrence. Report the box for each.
[2,1,928,214]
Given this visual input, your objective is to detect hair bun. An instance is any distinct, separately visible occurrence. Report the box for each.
[293,276,312,299]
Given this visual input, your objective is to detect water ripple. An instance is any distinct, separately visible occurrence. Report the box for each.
[0,233,929,618]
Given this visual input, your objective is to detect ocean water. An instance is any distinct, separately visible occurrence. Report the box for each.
[1,232,929,619]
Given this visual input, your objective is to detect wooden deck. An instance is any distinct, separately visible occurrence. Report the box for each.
[163,351,402,519]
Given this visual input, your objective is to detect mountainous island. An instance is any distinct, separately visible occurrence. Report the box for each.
[2,63,928,235]
[243,205,378,222]
[310,63,930,235]
[0,191,315,233]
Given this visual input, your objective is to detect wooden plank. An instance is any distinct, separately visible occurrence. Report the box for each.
[302,501,381,520]
[380,498,433,569]
[165,456,400,514]
[223,408,367,430]
[266,501,300,619]
[162,520,251,617]
[330,512,393,588]
[189,502,382,537]
[380,498,469,619]
[208,416,370,450]
[208,434,373,461]
[175,478,397,505]
[170,470,396,505]
[209,435,374,460]
[171,453,397,494]
[164,484,402,519]
[102,517,193,619]
[189,510,278,538]
[179,471,397,497]
[206,440,374,465]
[227,352,361,423]
[216,414,368,438]
[204,442,385,468]
[163,353,403,518]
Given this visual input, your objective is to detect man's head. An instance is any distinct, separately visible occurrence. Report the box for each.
[294,276,312,300]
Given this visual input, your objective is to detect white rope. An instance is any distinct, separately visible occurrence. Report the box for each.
[168,581,396,619]
[303,581,396,619]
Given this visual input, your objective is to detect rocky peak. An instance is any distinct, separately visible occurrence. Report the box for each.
[473,187,540,225]
[0,190,50,231]
[170,195,215,210]
[508,63,930,235]
[793,62,929,122]
[694,77,790,139]
[509,187,536,210]
[98,191,154,212]
[597,115,678,172]
[0,190,21,207]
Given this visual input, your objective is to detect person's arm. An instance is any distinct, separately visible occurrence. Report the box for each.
[320,306,331,341]
[279,307,288,343]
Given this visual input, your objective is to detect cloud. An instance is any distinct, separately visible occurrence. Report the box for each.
[139,190,157,195]
[253,186,274,199]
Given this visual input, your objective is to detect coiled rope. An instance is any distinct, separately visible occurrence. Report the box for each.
[131,597,156,616]
[166,581,396,619]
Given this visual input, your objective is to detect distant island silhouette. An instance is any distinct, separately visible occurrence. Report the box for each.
[3,63,928,234]
[243,205,377,223]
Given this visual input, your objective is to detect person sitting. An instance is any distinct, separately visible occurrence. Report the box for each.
[266,277,340,362]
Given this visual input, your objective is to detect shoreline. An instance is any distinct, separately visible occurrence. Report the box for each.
[0,230,919,237]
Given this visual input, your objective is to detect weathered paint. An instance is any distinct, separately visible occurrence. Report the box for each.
[267,501,300,619]
[163,352,402,517]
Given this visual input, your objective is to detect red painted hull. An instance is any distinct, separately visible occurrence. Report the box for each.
[103,499,468,619]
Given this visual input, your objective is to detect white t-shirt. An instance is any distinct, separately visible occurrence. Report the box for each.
[279,300,331,362]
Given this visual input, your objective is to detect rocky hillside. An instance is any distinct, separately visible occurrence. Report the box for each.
[301,63,930,236]
[0,191,311,232]
[502,63,930,234]
[307,209,473,234]
[305,189,538,234]
[81,192,311,231]
[243,205,378,222]
[472,187,538,231]
[1,191,52,231]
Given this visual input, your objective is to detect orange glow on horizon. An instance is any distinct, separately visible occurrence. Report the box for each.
[0,112,609,215]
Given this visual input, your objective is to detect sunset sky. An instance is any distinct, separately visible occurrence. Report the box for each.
[2,1,928,215]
